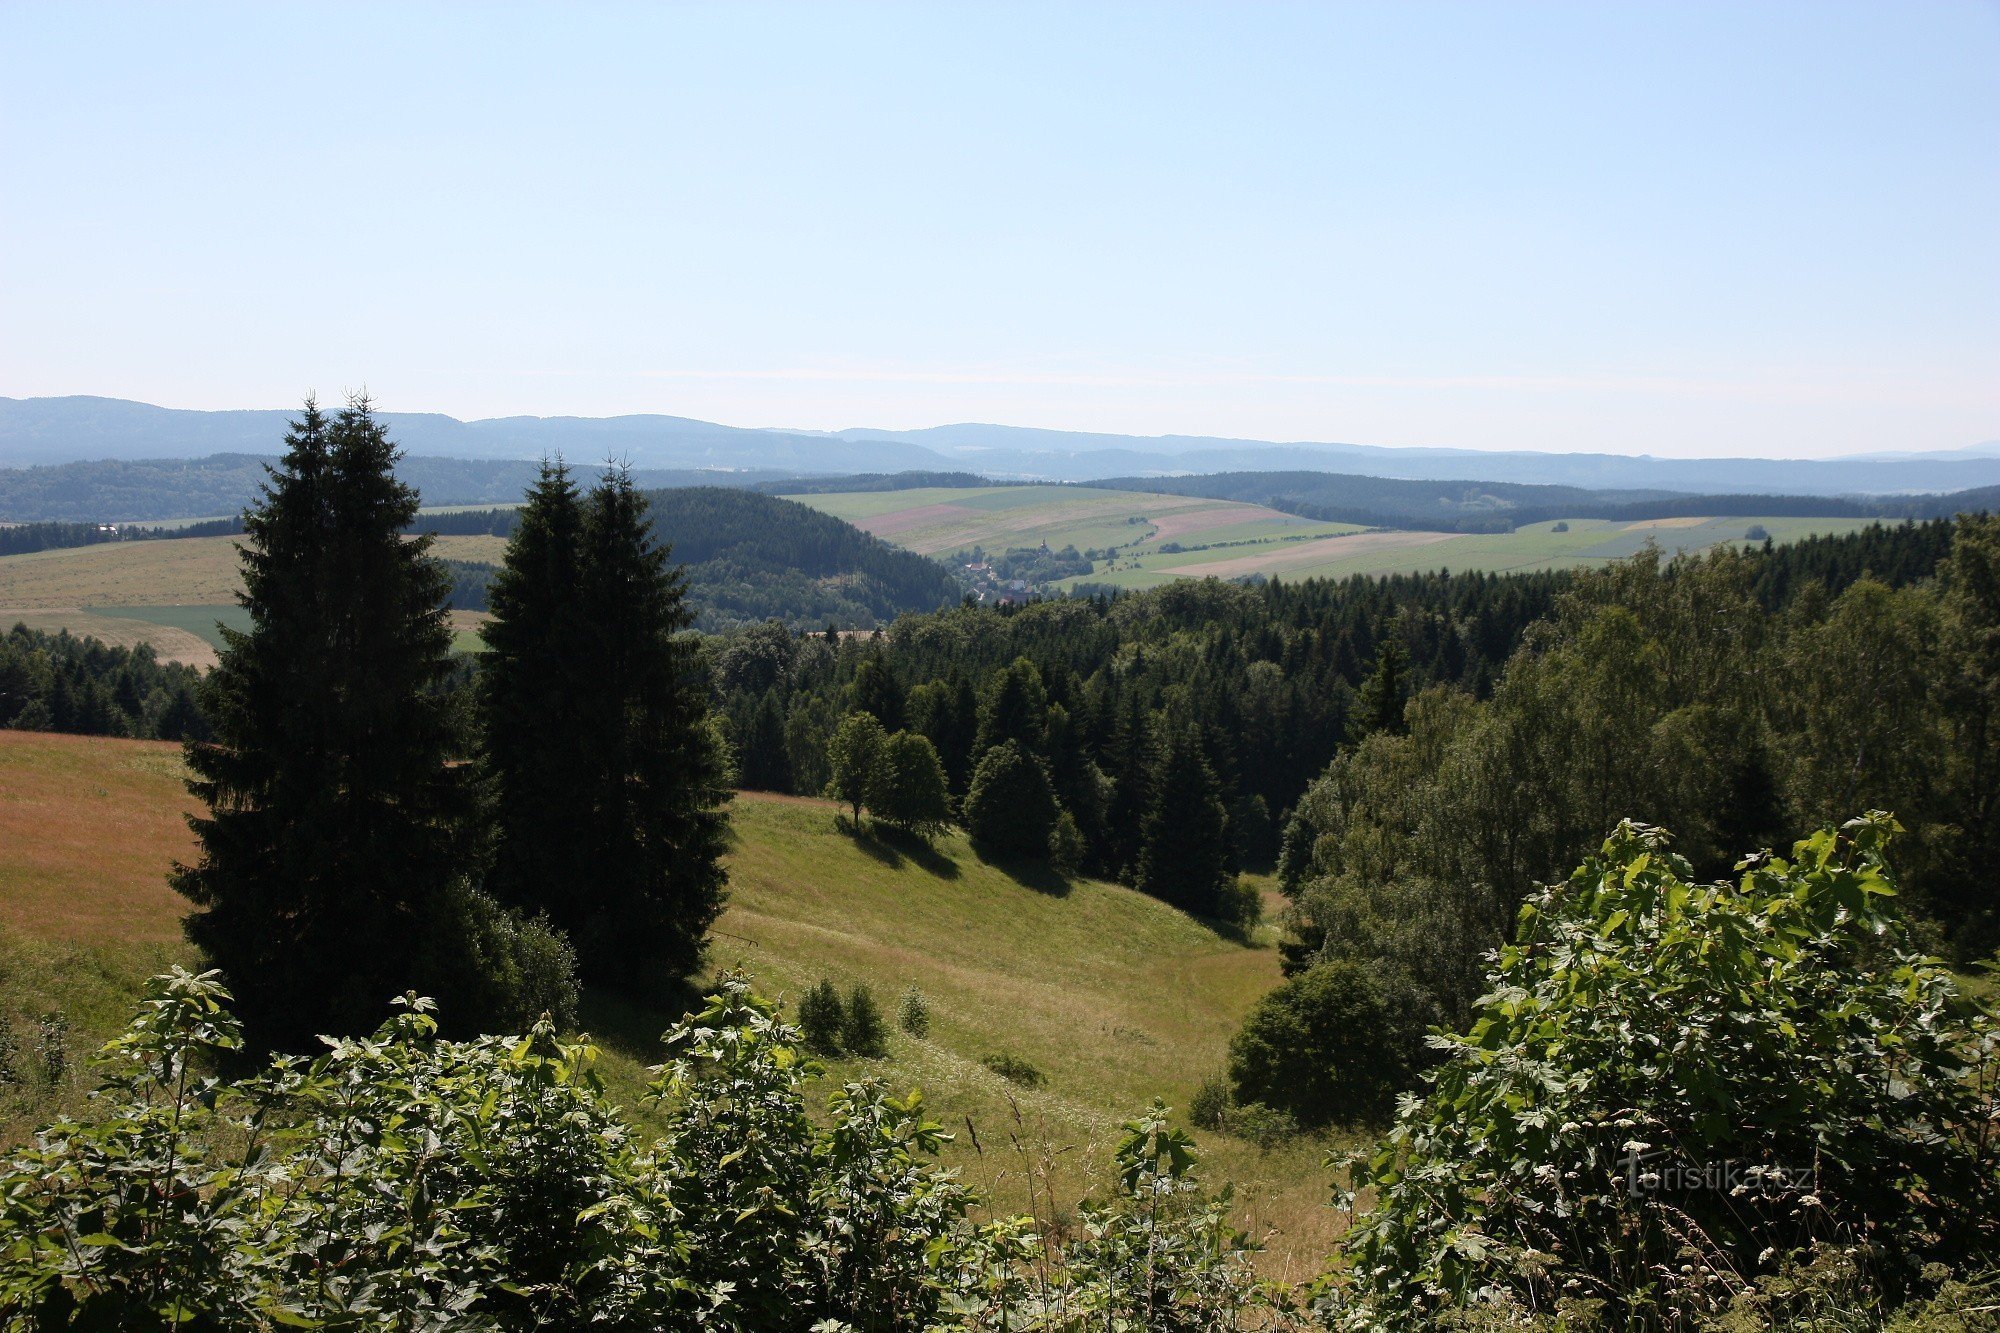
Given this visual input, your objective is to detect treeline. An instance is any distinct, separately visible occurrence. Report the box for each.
[707,567,1571,915]
[0,516,240,557]
[752,469,1005,494]
[1087,468,1999,533]
[0,625,207,739]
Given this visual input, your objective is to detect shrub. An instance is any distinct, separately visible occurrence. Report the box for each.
[963,740,1059,861]
[0,967,1289,1331]
[1746,523,1771,541]
[1227,1101,1300,1152]
[1333,814,2000,1330]
[896,984,931,1038]
[419,880,580,1034]
[981,1051,1044,1088]
[843,984,889,1059]
[797,979,846,1055]
[1048,810,1086,875]
[35,1011,67,1090]
[1217,874,1263,930]
[1189,1072,1232,1131]
[869,731,952,837]
[1227,959,1420,1130]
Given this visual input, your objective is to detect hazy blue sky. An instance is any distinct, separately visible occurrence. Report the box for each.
[3,2,1995,457]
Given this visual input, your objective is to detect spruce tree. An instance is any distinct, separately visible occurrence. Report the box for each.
[572,466,731,987]
[175,398,472,1050]
[1354,638,1409,739]
[479,460,593,919]
[973,656,1048,759]
[1135,725,1233,916]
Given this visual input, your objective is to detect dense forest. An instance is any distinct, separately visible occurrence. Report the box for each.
[701,520,1961,901]
[0,625,207,739]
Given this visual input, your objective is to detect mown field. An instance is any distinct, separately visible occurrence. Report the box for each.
[787,484,1361,562]
[0,535,499,659]
[0,731,1338,1277]
[785,486,1878,590]
[1065,513,1881,590]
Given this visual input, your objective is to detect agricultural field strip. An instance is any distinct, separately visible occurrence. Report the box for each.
[0,534,508,609]
[787,485,1356,560]
[1065,515,1879,588]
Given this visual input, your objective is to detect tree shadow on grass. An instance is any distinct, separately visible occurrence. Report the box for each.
[835,816,962,881]
[968,846,1074,898]
[577,976,706,1072]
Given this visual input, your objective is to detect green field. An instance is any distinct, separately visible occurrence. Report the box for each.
[785,486,1877,591]
[786,484,1360,562]
[0,536,502,660]
[1062,514,1882,590]
[0,733,1337,1273]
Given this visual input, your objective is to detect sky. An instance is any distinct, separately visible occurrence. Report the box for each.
[2,2,1996,459]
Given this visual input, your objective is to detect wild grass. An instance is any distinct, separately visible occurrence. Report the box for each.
[0,735,1348,1273]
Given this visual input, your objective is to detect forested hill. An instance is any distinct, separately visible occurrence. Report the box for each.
[639,488,962,629]
[0,453,790,523]
[438,487,962,632]
[1084,470,1996,533]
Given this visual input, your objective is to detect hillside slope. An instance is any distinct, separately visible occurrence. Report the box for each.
[0,491,961,644]
[0,733,1333,1271]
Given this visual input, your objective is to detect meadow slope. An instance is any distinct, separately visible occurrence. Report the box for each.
[0,732,1338,1275]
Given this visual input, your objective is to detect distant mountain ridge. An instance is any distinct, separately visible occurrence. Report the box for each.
[5,395,1999,499]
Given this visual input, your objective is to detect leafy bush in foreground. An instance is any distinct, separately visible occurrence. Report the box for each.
[1329,814,2000,1330]
[0,968,1283,1330]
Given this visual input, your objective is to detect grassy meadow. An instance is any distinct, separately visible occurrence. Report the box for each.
[0,732,1341,1277]
[786,483,1359,562]
[0,536,499,660]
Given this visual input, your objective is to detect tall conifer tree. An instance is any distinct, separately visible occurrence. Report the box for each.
[572,466,731,986]
[1135,725,1233,916]
[478,460,593,916]
[175,398,470,1049]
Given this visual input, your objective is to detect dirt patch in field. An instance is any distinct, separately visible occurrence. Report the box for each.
[1621,516,1708,530]
[857,503,977,537]
[1146,502,1295,543]
[1168,529,1460,578]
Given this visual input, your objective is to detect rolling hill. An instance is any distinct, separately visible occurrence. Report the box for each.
[783,483,1881,591]
[0,488,963,651]
[10,397,2000,503]
[786,483,1359,560]
[0,730,1336,1274]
